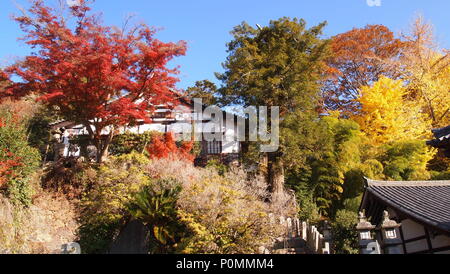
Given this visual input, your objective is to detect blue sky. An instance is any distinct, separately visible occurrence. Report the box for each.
[1,0,450,89]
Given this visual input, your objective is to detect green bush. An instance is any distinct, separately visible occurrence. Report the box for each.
[379,140,434,181]
[361,159,384,179]
[331,209,359,254]
[288,116,363,218]
[109,131,162,156]
[287,176,321,224]
[127,179,193,254]
[0,110,40,206]
[205,158,229,176]
[26,105,57,160]
[297,194,321,225]
[342,169,365,200]
[77,152,151,253]
[431,170,450,180]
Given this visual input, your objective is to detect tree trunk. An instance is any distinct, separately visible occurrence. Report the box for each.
[97,142,109,164]
[97,129,115,164]
[85,122,114,164]
[268,152,285,196]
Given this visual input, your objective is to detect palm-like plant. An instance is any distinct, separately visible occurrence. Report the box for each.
[127,180,187,254]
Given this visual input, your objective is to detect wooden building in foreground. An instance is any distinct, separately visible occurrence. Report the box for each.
[358,178,450,254]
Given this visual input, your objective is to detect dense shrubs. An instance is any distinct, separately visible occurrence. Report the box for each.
[288,116,363,218]
[77,152,151,253]
[0,110,40,206]
[41,158,96,199]
[176,167,292,254]
[109,131,160,156]
[127,180,191,254]
[331,208,359,254]
[146,132,195,162]
[77,152,294,254]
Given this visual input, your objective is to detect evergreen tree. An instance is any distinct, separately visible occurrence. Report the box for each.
[186,80,219,106]
[217,17,330,196]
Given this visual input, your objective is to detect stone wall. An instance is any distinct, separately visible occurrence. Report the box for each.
[107,220,150,254]
[0,193,78,254]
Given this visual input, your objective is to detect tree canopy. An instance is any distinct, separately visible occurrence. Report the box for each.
[217,17,330,194]
[323,25,406,114]
[353,76,430,146]
[1,0,186,163]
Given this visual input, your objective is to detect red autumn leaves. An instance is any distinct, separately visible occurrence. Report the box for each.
[0,120,23,189]
[0,152,23,189]
[1,0,187,163]
[146,132,195,162]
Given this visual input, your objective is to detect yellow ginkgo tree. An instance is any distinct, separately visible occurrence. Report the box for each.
[400,16,450,128]
[352,76,431,146]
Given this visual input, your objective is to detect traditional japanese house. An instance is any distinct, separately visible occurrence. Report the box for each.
[48,97,244,164]
[359,178,450,254]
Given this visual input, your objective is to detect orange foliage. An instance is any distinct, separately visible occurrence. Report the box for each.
[146,133,195,162]
[324,25,407,114]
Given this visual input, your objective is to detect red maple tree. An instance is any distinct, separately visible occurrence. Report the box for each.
[1,0,186,163]
[147,133,195,162]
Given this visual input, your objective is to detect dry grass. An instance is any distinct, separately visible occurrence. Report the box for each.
[145,159,298,253]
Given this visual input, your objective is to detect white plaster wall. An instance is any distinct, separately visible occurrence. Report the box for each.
[173,105,192,121]
[402,219,426,240]
[62,105,242,154]
[401,219,428,253]
[139,124,166,133]
[168,123,192,134]
[222,126,239,154]
[430,234,450,249]
[405,239,428,253]
[400,218,450,254]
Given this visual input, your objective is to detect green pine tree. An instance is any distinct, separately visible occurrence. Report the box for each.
[217,17,330,195]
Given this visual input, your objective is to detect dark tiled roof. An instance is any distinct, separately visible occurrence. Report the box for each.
[366,179,450,233]
[427,125,450,148]
[433,126,450,139]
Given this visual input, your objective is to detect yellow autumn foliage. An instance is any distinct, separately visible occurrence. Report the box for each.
[400,16,450,128]
[403,52,450,128]
[353,76,431,146]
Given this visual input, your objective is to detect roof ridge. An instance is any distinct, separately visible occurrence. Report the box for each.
[365,178,450,187]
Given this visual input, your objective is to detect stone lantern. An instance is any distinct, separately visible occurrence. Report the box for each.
[322,220,332,242]
[380,211,403,254]
[356,211,380,254]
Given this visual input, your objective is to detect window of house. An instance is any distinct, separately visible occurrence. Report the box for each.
[206,140,222,154]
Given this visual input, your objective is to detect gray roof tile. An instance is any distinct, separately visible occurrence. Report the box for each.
[366,179,450,233]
